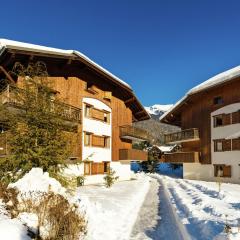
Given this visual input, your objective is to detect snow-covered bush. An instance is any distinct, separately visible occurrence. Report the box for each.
[0,168,87,240]
[103,168,119,188]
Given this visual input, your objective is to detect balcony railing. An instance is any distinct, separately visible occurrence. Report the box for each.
[119,149,148,161]
[120,125,150,141]
[164,128,199,144]
[161,151,199,163]
[0,85,81,124]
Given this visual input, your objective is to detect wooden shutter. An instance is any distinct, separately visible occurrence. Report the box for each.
[92,108,105,121]
[84,162,91,175]
[223,114,231,125]
[222,139,231,151]
[91,162,104,174]
[223,165,231,177]
[232,111,240,124]
[92,135,105,147]
[232,139,240,150]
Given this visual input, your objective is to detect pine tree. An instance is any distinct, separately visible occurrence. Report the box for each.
[0,62,70,180]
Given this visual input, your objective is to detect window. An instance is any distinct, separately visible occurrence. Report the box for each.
[214,165,224,177]
[104,136,110,148]
[84,132,92,146]
[103,162,110,173]
[214,139,231,152]
[85,104,92,117]
[213,96,223,105]
[214,115,223,127]
[103,112,110,123]
[214,165,231,178]
[214,140,223,152]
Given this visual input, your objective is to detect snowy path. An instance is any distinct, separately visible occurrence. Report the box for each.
[131,177,189,240]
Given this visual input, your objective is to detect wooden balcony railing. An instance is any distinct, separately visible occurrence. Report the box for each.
[119,149,148,161]
[164,128,199,144]
[162,151,199,163]
[0,85,81,123]
[120,125,150,141]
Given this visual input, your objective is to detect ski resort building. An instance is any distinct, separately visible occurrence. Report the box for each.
[0,39,150,184]
[160,66,240,183]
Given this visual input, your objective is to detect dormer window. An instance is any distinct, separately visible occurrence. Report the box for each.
[213,96,223,105]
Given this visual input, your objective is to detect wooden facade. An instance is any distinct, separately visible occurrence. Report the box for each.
[161,76,240,165]
[0,42,150,163]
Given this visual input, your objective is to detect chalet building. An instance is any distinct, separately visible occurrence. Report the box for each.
[160,66,240,183]
[0,39,150,184]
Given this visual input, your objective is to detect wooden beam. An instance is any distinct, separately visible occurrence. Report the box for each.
[135,110,145,116]
[124,97,135,104]
[67,58,73,65]
[0,66,15,84]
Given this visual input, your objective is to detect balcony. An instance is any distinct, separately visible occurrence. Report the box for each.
[119,149,148,161]
[120,125,150,141]
[0,85,81,125]
[164,128,200,144]
[162,151,200,163]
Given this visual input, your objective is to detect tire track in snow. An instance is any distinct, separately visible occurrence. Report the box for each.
[130,177,190,240]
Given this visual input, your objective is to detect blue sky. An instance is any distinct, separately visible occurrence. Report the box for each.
[1,0,240,106]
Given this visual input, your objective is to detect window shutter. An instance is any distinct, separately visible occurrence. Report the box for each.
[222,139,231,151]
[92,135,105,147]
[223,114,231,125]
[92,108,105,121]
[232,139,240,150]
[223,165,231,177]
[232,111,240,124]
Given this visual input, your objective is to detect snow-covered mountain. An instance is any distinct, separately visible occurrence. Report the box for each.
[145,104,173,120]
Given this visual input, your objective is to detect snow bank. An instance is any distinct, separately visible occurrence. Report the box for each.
[154,174,240,240]
[9,168,66,197]
[0,218,31,240]
[77,173,150,240]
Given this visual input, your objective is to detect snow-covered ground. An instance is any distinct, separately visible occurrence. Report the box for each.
[153,174,240,240]
[77,174,150,240]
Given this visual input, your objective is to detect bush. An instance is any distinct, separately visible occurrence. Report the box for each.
[0,182,86,240]
[77,175,85,187]
[103,168,119,188]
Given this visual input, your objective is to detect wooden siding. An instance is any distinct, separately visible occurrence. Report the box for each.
[26,76,133,161]
[119,149,148,161]
[179,77,240,164]
[163,152,200,163]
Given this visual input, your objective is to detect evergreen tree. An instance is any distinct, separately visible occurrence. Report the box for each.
[0,62,70,180]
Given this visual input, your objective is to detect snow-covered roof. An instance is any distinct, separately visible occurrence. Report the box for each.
[0,39,132,90]
[155,145,176,152]
[160,66,240,121]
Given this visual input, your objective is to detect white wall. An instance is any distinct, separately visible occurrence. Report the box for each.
[183,163,213,181]
[111,161,134,181]
[211,103,240,183]
[82,97,112,162]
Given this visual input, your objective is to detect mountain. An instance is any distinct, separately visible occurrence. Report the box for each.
[144,104,173,120]
[133,104,179,144]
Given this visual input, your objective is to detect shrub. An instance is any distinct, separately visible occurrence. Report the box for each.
[0,183,86,240]
[103,168,119,188]
[77,175,85,187]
